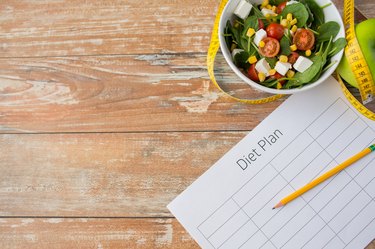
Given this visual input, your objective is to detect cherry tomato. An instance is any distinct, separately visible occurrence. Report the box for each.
[270,72,286,84]
[258,19,265,30]
[266,23,284,40]
[259,37,280,57]
[288,52,300,64]
[276,1,287,14]
[293,28,315,51]
[248,64,259,82]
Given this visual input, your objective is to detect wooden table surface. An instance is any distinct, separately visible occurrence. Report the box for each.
[0,0,374,248]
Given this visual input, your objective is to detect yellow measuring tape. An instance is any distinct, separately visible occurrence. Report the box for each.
[343,0,375,105]
[207,0,375,119]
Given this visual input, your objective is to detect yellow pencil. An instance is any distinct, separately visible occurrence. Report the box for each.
[273,144,375,209]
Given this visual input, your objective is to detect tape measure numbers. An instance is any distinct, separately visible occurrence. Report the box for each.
[343,0,375,105]
[207,0,375,120]
[338,74,375,120]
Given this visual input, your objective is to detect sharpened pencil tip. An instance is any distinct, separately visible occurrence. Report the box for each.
[272,207,275,210]
[273,202,283,209]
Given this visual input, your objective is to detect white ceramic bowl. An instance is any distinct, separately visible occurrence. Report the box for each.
[218,0,345,94]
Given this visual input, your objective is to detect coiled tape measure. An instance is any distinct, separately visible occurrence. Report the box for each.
[207,0,375,120]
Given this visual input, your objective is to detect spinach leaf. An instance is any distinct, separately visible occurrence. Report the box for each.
[242,16,258,38]
[224,20,233,49]
[280,36,291,56]
[265,57,278,68]
[233,51,250,69]
[229,22,242,48]
[292,55,323,85]
[329,38,347,57]
[321,36,333,65]
[321,59,337,73]
[281,3,309,27]
[303,0,324,28]
[262,79,279,88]
[317,21,340,42]
[269,0,287,5]
[252,6,264,19]
[299,0,314,27]
[240,37,248,51]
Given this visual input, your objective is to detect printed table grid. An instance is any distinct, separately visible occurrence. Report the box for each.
[197,98,375,249]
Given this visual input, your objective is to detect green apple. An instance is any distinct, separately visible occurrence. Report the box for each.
[337,18,375,88]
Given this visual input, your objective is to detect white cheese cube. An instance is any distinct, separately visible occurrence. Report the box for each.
[293,56,313,73]
[261,8,276,17]
[234,0,253,19]
[254,29,267,46]
[231,49,244,59]
[275,61,292,76]
[255,58,271,76]
[286,0,299,5]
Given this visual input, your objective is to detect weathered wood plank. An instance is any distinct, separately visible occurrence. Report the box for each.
[0,218,373,249]
[0,132,245,216]
[0,0,218,57]
[0,218,199,249]
[0,0,372,57]
[0,54,283,133]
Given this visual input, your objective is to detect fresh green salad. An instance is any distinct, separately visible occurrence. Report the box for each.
[224,0,346,89]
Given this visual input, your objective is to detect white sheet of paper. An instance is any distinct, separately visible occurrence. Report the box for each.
[167,77,375,249]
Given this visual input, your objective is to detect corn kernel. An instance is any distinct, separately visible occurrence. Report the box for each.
[277,82,282,89]
[266,4,272,9]
[261,0,269,7]
[279,55,288,63]
[246,28,255,37]
[259,40,265,48]
[248,55,257,64]
[291,25,298,33]
[290,44,297,51]
[265,13,271,18]
[268,69,276,76]
[230,43,237,52]
[290,18,297,25]
[305,49,312,56]
[286,70,295,78]
[272,6,277,12]
[280,19,289,27]
[287,13,293,21]
[258,72,266,82]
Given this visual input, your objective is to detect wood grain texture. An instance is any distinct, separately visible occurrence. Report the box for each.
[0,218,199,249]
[0,218,374,249]
[0,132,244,216]
[0,0,217,57]
[1,0,375,248]
[0,54,283,133]
[0,0,372,57]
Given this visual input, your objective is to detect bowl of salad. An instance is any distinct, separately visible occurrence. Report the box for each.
[218,0,346,94]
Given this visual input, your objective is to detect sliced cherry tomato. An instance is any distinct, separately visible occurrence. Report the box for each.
[266,23,284,40]
[258,19,264,30]
[293,28,315,51]
[270,72,286,84]
[259,37,280,58]
[288,52,300,64]
[247,64,259,82]
[276,1,287,14]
